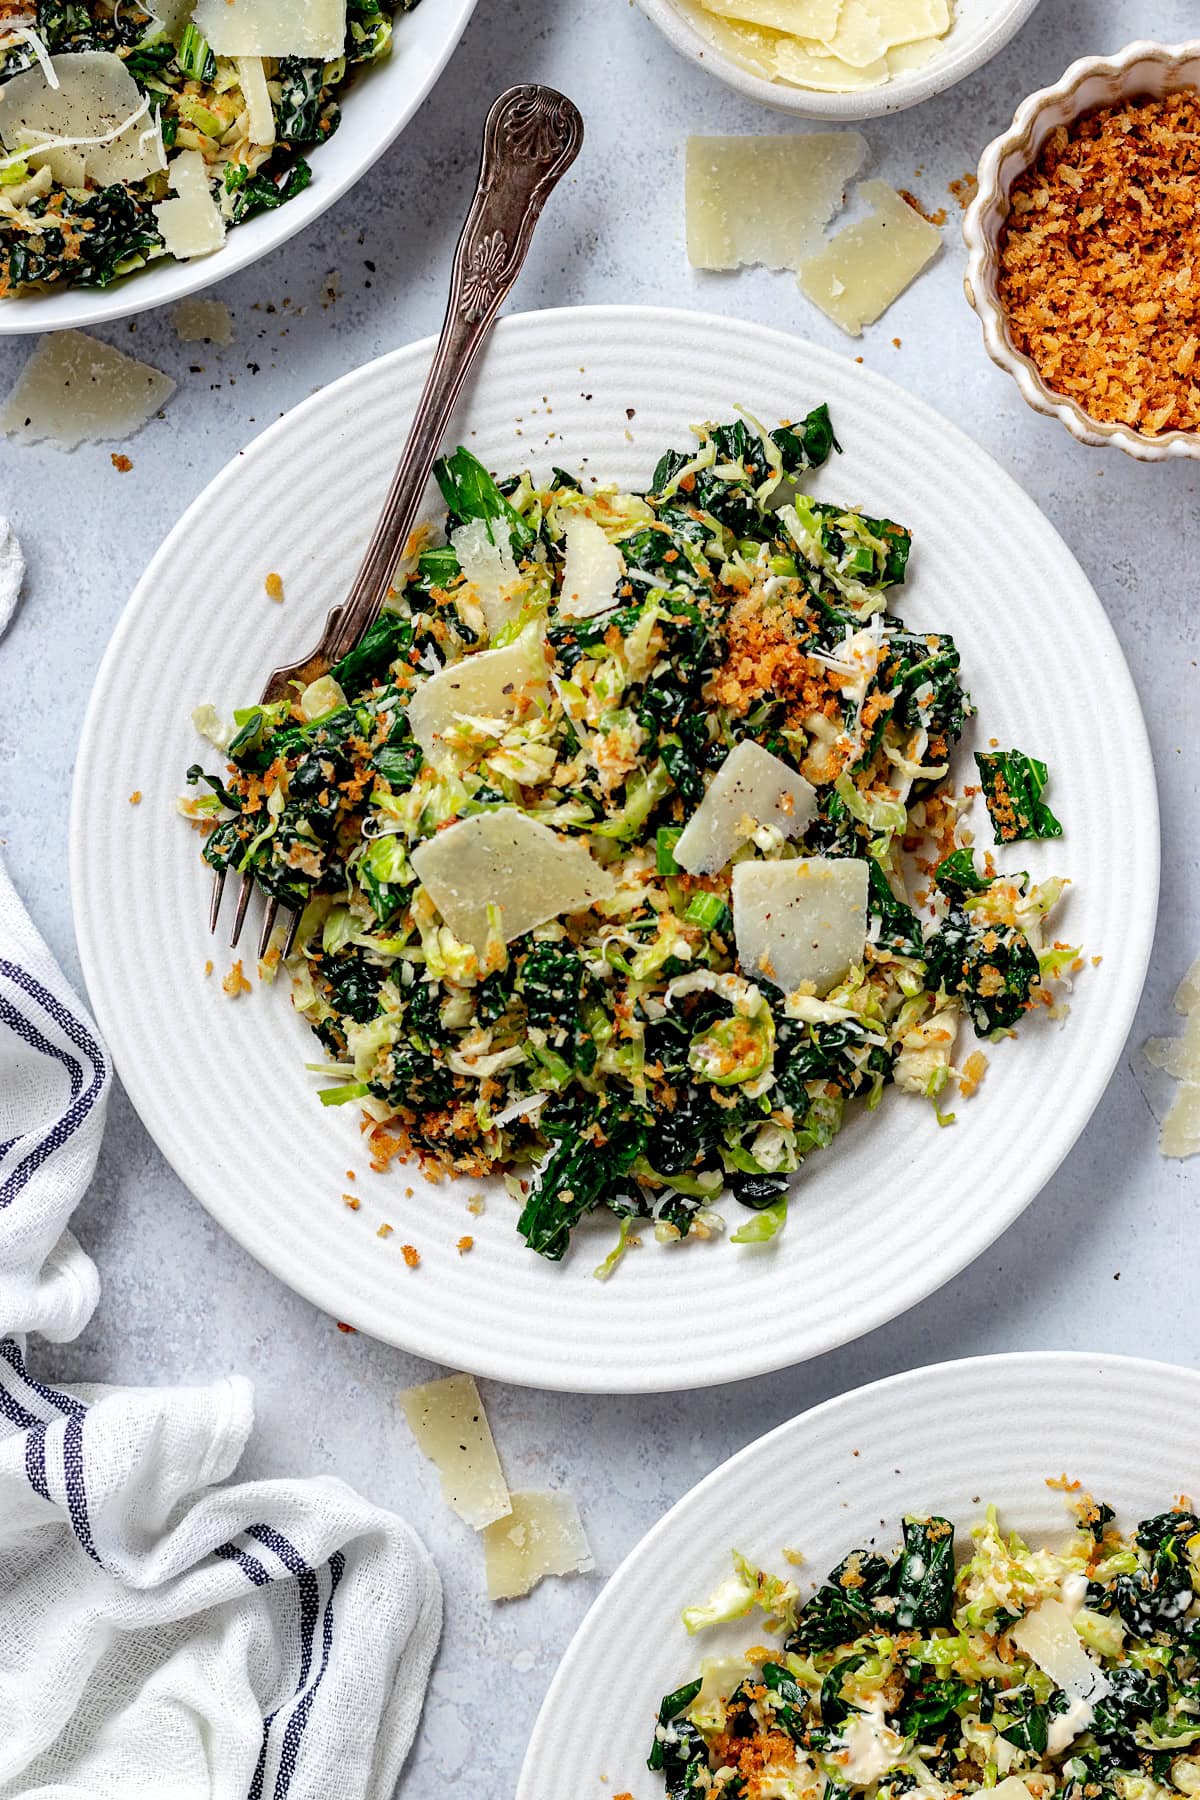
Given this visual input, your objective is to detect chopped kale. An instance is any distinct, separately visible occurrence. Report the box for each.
[975,749,1064,843]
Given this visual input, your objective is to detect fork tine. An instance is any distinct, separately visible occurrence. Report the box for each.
[283,909,301,959]
[257,897,279,961]
[209,868,227,934]
[229,874,254,948]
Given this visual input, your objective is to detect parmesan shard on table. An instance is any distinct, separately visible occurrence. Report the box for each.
[685,132,867,272]
[797,180,943,336]
[0,51,165,188]
[674,740,818,874]
[191,0,347,59]
[733,855,868,994]
[0,331,175,449]
[399,1372,512,1532]
[481,1490,594,1601]
[1144,952,1200,1159]
[173,299,234,346]
[410,809,616,955]
[154,150,226,260]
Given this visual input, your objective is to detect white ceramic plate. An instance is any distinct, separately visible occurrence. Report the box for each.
[0,0,475,334]
[518,1351,1200,1799]
[635,0,1042,121]
[69,306,1157,1393]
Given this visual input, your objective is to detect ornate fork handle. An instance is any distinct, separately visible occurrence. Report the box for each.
[262,84,584,703]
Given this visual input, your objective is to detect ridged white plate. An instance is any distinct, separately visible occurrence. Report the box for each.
[0,0,475,334]
[69,307,1158,1392]
[519,1352,1200,1799]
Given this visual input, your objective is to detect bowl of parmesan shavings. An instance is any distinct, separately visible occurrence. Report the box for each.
[633,0,1044,121]
[964,40,1200,462]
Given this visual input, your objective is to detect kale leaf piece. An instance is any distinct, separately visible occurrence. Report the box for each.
[516,1097,649,1260]
[898,1677,971,1743]
[786,1550,894,1652]
[882,630,973,745]
[275,58,335,144]
[1113,1511,1200,1637]
[225,159,314,224]
[868,861,926,960]
[924,905,1041,1035]
[895,1516,955,1628]
[647,1680,703,1772]
[975,750,1064,844]
[330,609,414,695]
[434,446,536,555]
[3,185,164,291]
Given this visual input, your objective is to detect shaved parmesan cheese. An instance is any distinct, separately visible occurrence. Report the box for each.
[146,0,195,40]
[191,0,346,59]
[236,55,275,146]
[0,514,24,639]
[399,1372,511,1531]
[797,180,942,336]
[481,1490,594,1601]
[677,3,780,77]
[173,298,234,346]
[773,39,890,90]
[410,809,615,954]
[0,51,164,186]
[153,149,225,259]
[685,132,867,272]
[404,631,548,765]
[1145,953,1200,1158]
[450,518,521,634]
[699,0,839,34]
[1011,1599,1110,1751]
[1011,1599,1110,1703]
[0,330,175,450]
[558,516,624,618]
[989,1782,1037,1800]
[675,740,817,875]
[818,0,948,66]
[887,33,943,72]
[733,855,868,994]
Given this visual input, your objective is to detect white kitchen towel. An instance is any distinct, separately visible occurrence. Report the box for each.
[0,861,442,1800]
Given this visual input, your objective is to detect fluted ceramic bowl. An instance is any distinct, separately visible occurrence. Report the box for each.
[964,40,1200,462]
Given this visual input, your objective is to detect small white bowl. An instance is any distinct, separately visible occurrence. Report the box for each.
[964,40,1200,462]
[634,0,1043,121]
[0,0,475,336]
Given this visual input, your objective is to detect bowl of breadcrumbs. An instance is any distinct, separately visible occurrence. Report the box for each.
[963,40,1200,461]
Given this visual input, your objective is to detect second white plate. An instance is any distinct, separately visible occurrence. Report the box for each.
[519,1352,1200,1798]
[69,306,1157,1391]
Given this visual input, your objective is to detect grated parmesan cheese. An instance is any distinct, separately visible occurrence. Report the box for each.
[0,330,175,449]
[0,51,164,186]
[481,1491,594,1601]
[797,179,942,336]
[558,515,625,618]
[153,149,226,259]
[191,0,346,59]
[399,1372,512,1531]
[1145,953,1200,1158]
[411,809,615,955]
[685,132,867,272]
[733,855,868,995]
[675,739,818,874]
[173,298,234,346]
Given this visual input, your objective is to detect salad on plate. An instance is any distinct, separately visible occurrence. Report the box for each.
[649,1497,1200,1800]
[0,0,416,294]
[183,407,1076,1268]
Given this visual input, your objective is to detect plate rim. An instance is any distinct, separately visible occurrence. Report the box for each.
[517,1348,1200,1796]
[0,0,477,335]
[68,304,1161,1391]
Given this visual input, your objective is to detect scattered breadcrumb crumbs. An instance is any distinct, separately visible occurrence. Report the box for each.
[377,1222,394,1238]
[343,1193,361,1211]
[127,789,142,804]
[1092,955,1103,967]
[336,1321,356,1334]
[457,1235,474,1255]
[899,189,947,227]
[958,1049,988,1099]
[1046,1472,1082,1492]
[346,1169,356,1180]
[467,1192,486,1216]
[401,1244,421,1268]
[222,959,252,997]
[948,172,978,209]
[203,959,213,977]
[265,571,284,602]
[999,93,1200,435]
[110,453,133,472]
[892,337,901,348]
[782,1546,806,1566]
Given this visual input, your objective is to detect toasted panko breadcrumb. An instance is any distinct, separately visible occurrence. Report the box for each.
[401,1244,420,1268]
[998,94,1200,435]
[222,959,252,997]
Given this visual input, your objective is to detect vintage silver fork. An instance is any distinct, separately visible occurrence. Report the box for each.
[209,82,585,959]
